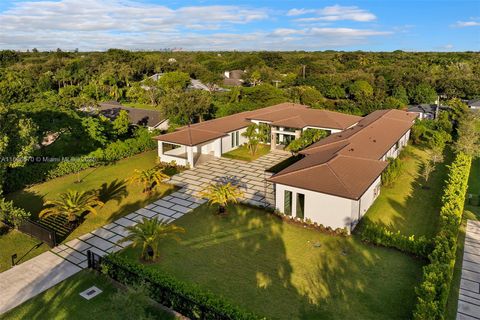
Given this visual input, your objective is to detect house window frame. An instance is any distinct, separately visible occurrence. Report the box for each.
[284,190,292,216]
[296,193,305,219]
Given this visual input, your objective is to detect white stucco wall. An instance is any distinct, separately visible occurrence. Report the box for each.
[151,119,169,131]
[275,175,382,233]
[275,184,354,231]
[157,141,188,166]
[382,129,411,161]
[350,176,381,230]
[221,128,248,153]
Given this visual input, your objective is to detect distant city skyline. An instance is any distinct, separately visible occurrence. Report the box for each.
[0,0,479,51]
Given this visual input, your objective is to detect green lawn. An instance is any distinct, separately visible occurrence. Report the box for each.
[360,146,452,238]
[1,150,175,272]
[0,228,49,272]
[6,150,175,241]
[446,158,480,320]
[0,270,174,320]
[222,144,270,162]
[120,204,424,320]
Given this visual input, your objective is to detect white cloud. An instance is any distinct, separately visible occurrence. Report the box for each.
[454,20,480,27]
[0,0,390,51]
[287,8,315,16]
[290,5,376,23]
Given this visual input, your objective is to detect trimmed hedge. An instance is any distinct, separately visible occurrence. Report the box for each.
[359,218,433,258]
[413,153,472,319]
[101,254,265,320]
[4,128,157,192]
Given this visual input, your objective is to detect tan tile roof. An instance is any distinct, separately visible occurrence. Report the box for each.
[268,109,417,200]
[269,155,387,199]
[154,103,360,146]
[246,105,361,129]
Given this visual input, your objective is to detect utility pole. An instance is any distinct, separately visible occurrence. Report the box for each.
[301,65,306,79]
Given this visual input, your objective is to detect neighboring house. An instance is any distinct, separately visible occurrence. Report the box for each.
[97,101,169,131]
[407,104,448,119]
[142,73,215,92]
[223,70,245,86]
[154,103,361,168]
[268,109,417,233]
[468,99,480,110]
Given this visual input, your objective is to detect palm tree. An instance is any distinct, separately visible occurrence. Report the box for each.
[198,182,244,214]
[129,167,169,194]
[119,217,185,261]
[39,190,103,224]
[242,124,260,155]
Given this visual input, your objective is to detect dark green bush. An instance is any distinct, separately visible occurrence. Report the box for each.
[4,128,157,192]
[382,157,404,187]
[101,254,264,320]
[359,218,433,258]
[413,153,472,319]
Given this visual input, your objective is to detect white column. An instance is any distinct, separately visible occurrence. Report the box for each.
[214,139,221,157]
[295,130,301,139]
[271,131,277,151]
[187,146,194,168]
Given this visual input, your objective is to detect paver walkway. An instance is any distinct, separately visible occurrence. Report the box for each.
[0,152,289,315]
[457,220,480,319]
[169,151,290,208]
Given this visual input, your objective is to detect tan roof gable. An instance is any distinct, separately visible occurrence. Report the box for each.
[269,155,387,199]
[247,104,361,130]
[155,102,361,146]
[269,109,416,200]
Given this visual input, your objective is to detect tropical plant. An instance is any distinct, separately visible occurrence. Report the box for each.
[129,167,169,194]
[119,217,185,261]
[39,190,103,224]
[0,193,30,227]
[242,124,261,155]
[198,182,244,214]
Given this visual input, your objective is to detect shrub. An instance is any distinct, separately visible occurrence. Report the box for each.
[359,218,433,258]
[413,153,472,319]
[382,157,404,187]
[0,194,30,228]
[4,128,157,192]
[101,254,264,320]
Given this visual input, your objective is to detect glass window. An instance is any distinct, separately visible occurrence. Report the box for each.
[236,131,239,146]
[284,190,292,215]
[231,132,235,148]
[296,193,305,219]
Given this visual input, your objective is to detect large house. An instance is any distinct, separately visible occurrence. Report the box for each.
[268,109,417,232]
[154,104,416,233]
[97,101,169,131]
[154,103,362,167]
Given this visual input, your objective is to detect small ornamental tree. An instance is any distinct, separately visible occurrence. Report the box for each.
[120,217,185,261]
[198,182,244,214]
[129,167,169,194]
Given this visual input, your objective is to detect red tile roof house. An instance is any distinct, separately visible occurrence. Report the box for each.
[154,103,361,168]
[268,109,417,233]
[154,104,417,233]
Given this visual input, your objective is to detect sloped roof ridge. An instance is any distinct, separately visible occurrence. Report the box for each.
[325,162,354,198]
[302,110,398,153]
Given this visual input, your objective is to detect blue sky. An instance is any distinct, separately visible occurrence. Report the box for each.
[0,0,478,51]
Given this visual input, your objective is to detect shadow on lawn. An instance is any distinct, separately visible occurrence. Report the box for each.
[121,204,419,320]
[357,147,453,239]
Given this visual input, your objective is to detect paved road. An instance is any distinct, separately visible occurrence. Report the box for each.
[457,220,480,319]
[0,152,289,315]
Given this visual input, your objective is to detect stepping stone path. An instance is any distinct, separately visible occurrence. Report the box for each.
[458,220,480,319]
[0,151,290,315]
